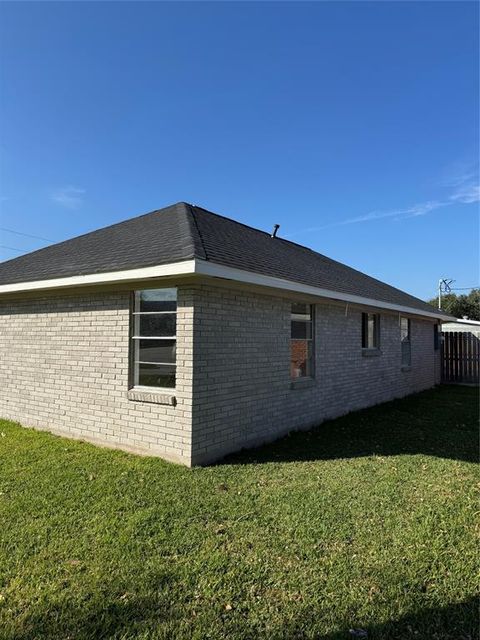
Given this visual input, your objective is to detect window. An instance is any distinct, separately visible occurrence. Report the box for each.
[362,313,380,349]
[290,303,314,378]
[400,317,411,367]
[434,324,440,350]
[131,288,177,389]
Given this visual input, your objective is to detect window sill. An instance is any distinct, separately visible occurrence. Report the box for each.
[362,348,382,357]
[290,377,316,390]
[127,388,177,406]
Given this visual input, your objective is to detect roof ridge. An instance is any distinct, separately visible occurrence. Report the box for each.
[0,203,190,269]
[190,204,432,310]
[0,200,446,318]
[0,202,195,282]
[190,204,315,251]
[191,204,389,265]
[187,202,320,261]
[0,205,174,266]
[184,204,208,260]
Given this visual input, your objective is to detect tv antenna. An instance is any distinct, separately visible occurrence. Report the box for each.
[438,278,454,310]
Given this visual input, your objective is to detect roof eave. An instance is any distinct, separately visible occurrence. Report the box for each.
[194,260,452,321]
[0,258,450,321]
[442,318,480,325]
[0,260,197,295]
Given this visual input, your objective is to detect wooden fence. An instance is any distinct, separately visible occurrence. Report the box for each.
[441,331,480,384]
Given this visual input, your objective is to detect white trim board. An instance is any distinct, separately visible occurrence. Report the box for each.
[442,318,480,326]
[195,261,451,321]
[0,260,196,294]
[0,258,451,321]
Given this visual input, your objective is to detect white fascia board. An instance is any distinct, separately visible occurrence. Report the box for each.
[0,260,196,294]
[0,257,450,321]
[443,318,480,326]
[194,260,452,321]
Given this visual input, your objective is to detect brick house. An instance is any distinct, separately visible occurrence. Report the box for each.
[0,203,450,466]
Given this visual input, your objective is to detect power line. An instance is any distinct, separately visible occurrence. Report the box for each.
[0,227,54,242]
[450,286,479,290]
[0,227,54,256]
[0,245,27,253]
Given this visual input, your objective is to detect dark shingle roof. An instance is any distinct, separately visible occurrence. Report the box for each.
[0,203,202,284]
[0,201,442,316]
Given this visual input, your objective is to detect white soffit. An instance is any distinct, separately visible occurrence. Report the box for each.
[0,260,196,294]
[0,258,450,321]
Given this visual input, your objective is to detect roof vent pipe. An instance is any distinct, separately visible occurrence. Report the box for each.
[271,224,280,238]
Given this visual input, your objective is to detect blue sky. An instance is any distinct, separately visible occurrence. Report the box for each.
[0,1,478,300]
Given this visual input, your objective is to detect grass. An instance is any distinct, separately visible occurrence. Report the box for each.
[0,385,478,640]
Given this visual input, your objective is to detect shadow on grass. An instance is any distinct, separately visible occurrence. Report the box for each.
[5,594,478,640]
[4,570,182,640]
[224,385,479,466]
[307,595,479,640]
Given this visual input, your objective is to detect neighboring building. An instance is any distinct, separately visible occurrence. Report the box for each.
[440,318,480,385]
[442,318,480,333]
[0,203,451,465]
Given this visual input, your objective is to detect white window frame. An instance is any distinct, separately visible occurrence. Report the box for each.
[290,303,315,379]
[400,316,411,368]
[130,288,177,391]
[434,323,440,351]
[362,312,380,350]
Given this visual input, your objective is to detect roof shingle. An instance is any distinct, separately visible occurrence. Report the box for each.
[0,201,442,316]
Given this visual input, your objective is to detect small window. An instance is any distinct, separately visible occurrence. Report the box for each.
[401,317,411,367]
[434,324,439,350]
[131,288,177,389]
[362,313,380,349]
[290,303,314,378]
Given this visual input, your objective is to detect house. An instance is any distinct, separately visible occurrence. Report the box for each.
[442,318,480,333]
[0,202,451,466]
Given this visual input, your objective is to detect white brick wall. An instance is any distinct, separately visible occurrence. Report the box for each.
[0,289,195,465]
[190,284,440,465]
[0,283,440,466]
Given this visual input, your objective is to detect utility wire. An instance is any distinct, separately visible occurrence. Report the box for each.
[0,227,55,242]
[0,228,54,256]
[450,286,479,290]
[0,245,27,253]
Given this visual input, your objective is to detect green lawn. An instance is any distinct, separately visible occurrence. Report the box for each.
[0,385,478,640]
